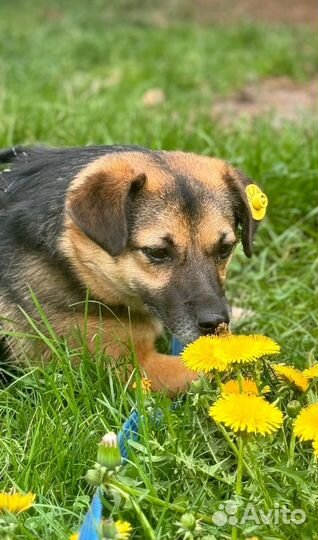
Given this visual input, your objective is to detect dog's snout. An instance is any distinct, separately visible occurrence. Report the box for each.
[197,310,229,335]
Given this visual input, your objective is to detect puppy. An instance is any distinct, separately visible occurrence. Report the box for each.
[0,145,259,393]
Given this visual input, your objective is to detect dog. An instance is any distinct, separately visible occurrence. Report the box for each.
[0,145,259,394]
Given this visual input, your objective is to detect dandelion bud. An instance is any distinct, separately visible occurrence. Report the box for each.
[101,519,118,538]
[287,400,302,418]
[85,468,104,486]
[97,432,122,470]
[180,512,197,531]
[190,379,205,394]
[100,519,132,539]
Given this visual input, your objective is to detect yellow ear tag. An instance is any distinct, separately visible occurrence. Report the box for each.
[245,184,268,220]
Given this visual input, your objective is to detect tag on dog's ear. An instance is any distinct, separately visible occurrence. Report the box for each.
[245,184,268,221]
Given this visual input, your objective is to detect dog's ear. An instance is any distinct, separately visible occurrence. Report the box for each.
[67,161,146,256]
[225,169,261,258]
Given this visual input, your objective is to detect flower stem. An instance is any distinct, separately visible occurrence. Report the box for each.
[245,442,273,510]
[236,436,244,496]
[288,430,296,466]
[107,478,216,525]
[217,424,253,478]
[237,371,243,393]
[231,436,244,540]
[252,362,262,391]
[218,423,240,457]
[214,370,223,393]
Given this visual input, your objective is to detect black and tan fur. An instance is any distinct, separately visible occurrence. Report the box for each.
[0,145,258,393]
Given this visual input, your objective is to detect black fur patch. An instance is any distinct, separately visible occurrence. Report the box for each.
[223,170,257,257]
[0,337,14,385]
[174,175,201,220]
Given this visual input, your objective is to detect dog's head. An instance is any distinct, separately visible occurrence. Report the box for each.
[65,150,263,344]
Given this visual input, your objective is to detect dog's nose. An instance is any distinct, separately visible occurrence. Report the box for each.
[197,311,229,335]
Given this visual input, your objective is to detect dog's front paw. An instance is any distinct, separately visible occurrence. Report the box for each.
[140,352,198,396]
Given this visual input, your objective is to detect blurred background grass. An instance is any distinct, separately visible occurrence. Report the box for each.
[0,2,317,537]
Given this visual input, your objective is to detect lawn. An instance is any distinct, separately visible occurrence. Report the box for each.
[0,1,317,539]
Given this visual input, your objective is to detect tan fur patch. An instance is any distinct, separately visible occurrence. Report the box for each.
[163,151,231,188]
[67,152,171,197]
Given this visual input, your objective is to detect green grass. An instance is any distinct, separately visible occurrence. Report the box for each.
[0,1,317,539]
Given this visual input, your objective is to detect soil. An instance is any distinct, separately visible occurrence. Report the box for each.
[211,77,317,126]
[42,0,317,26]
[147,0,317,26]
[188,0,317,25]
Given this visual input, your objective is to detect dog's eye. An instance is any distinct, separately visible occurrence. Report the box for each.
[218,243,235,260]
[142,247,171,263]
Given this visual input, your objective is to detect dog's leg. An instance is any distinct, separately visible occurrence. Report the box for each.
[120,340,198,395]
[52,314,197,395]
[134,344,197,395]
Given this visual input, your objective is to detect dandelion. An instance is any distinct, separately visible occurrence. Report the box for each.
[181,334,280,373]
[69,534,79,540]
[273,364,309,392]
[209,394,283,435]
[0,492,35,514]
[222,378,259,395]
[208,392,282,540]
[294,402,318,441]
[303,364,318,380]
[132,377,152,393]
[181,336,229,373]
[313,439,318,458]
[116,520,132,539]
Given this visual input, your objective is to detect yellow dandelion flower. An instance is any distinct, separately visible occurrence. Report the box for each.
[273,364,309,392]
[132,377,152,393]
[116,520,132,539]
[222,378,259,395]
[0,492,35,513]
[209,394,283,435]
[313,439,318,458]
[303,365,318,380]
[181,336,229,372]
[69,534,79,540]
[181,334,280,373]
[294,402,318,441]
